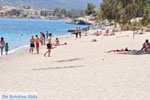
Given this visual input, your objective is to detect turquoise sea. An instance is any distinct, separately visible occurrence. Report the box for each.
[0,18,90,54]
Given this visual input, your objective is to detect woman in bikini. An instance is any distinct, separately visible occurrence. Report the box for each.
[0,37,5,55]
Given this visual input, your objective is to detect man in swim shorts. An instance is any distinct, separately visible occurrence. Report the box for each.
[35,35,40,54]
[44,33,52,57]
[29,35,35,53]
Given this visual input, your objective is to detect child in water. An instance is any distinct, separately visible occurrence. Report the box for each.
[5,42,9,55]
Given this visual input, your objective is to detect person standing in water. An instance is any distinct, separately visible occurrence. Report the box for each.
[35,35,40,54]
[46,31,49,39]
[0,37,5,55]
[5,42,9,55]
[44,33,52,57]
[29,35,35,53]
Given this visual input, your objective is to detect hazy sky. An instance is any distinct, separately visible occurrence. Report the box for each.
[0,0,103,10]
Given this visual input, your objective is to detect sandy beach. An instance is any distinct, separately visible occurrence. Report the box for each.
[0,30,150,100]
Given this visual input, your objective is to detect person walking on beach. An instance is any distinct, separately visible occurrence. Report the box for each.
[78,27,82,38]
[75,27,78,39]
[29,35,35,53]
[35,35,40,54]
[0,37,5,55]
[5,42,9,55]
[44,33,52,57]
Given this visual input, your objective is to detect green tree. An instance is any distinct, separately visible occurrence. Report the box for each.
[8,9,20,16]
[85,3,96,15]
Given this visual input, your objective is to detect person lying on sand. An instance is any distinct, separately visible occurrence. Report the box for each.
[107,48,131,53]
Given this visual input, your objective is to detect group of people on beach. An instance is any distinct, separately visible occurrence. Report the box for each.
[29,33,52,57]
[29,31,67,57]
[75,27,82,39]
[93,29,115,36]
[0,37,9,55]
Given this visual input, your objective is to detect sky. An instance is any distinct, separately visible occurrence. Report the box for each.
[0,0,103,10]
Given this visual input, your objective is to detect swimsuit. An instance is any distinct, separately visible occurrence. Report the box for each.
[5,45,8,51]
[30,43,35,48]
[36,43,39,48]
[0,43,4,48]
[0,43,2,48]
[47,43,51,49]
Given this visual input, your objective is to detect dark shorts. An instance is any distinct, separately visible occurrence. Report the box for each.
[75,33,78,36]
[47,43,51,49]
[30,43,35,48]
[79,32,81,35]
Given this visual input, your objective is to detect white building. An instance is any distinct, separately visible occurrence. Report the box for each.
[22,9,41,18]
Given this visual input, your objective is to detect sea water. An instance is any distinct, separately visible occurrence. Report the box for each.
[0,18,90,54]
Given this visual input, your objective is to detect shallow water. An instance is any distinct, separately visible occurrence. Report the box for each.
[0,18,90,54]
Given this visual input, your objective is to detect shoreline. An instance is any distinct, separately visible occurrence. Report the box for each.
[0,33,73,58]
[1,28,150,100]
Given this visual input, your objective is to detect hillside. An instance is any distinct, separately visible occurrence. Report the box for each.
[0,0,102,10]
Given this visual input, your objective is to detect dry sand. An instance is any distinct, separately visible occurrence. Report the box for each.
[0,30,150,100]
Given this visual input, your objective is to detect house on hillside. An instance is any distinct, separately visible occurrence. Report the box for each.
[0,10,10,17]
[21,9,41,18]
[0,5,19,17]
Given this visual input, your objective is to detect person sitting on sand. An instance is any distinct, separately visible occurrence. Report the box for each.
[140,29,144,34]
[54,38,67,46]
[55,38,60,46]
[94,31,100,36]
[44,33,52,57]
[103,30,109,36]
[5,42,9,55]
[29,35,35,53]
[141,39,150,52]
[0,37,5,55]
[35,35,40,54]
